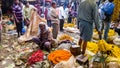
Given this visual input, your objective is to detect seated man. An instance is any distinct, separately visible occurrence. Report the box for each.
[30,22,53,52]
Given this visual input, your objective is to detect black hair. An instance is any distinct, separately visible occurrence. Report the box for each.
[24,1,28,5]
[52,1,56,6]
[108,0,114,2]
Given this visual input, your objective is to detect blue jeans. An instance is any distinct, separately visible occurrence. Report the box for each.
[101,22,110,41]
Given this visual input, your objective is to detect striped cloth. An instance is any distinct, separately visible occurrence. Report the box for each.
[12,3,23,21]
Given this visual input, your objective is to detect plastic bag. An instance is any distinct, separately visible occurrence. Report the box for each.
[54,56,76,68]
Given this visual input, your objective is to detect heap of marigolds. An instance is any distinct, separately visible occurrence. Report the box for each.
[63,23,75,28]
[112,0,120,21]
[93,29,118,41]
[48,50,72,64]
[58,34,73,42]
[87,40,120,64]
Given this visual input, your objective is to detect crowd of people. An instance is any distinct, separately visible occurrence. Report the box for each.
[1,0,119,62]
[12,0,77,37]
[11,0,78,53]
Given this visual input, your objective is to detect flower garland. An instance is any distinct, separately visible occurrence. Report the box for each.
[58,34,73,42]
[48,50,72,64]
[28,50,44,65]
[87,42,98,53]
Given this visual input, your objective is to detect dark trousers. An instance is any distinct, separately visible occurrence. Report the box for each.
[60,19,64,31]
[32,37,51,52]
[52,23,59,39]
[115,28,120,36]
[15,21,23,37]
[47,20,51,27]
[68,16,72,23]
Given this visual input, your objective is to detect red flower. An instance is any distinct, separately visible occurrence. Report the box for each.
[28,50,44,65]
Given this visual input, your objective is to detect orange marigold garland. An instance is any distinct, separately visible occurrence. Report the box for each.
[48,50,72,64]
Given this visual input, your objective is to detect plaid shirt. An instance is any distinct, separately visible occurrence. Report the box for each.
[12,3,23,21]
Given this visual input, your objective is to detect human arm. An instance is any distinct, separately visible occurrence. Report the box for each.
[48,31,53,41]
[93,4,100,31]
[93,4,102,35]
[31,5,37,11]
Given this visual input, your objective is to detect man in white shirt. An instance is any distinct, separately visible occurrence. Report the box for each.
[59,4,65,31]
[50,2,59,39]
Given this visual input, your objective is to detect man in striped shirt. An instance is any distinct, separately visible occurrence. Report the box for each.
[12,0,24,37]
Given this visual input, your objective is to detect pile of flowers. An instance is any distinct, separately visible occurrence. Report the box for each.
[28,50,44,65]
[58,34,73,42]
[64,23,75,28]
[87,42,98,53]
[98,40,120,63]
[98,40,113,52]
[48,50,72,64]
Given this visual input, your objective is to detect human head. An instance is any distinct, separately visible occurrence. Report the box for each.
[60,2,64,6]
[46,2,51,7]
[52,1,57,8]
[41,14,45,18]
[24,1,29,7]
[108,0,114,2]
[14,0,20,4]
[67,4,71,8]
[39,22,46,32]
[37,0,40,3]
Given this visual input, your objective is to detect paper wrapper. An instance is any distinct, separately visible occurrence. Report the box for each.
[93,32,99,40]
[54,56,76,68]
[89,62,103,68]
[106,62,120,68]
[108,33,118,42]
[18,11,46,43]
[113,37,120,46]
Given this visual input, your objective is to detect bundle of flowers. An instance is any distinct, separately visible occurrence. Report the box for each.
[87,42,98,53]
[64,23,75,28]
[58,34,73,42]
[28,50,44,65]
[48,50,72,64]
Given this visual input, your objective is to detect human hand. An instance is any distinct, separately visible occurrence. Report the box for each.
[98,31,102,35]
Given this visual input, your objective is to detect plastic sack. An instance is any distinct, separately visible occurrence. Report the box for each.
[54,56,76,68]
[108,33,118,42]
[106,62,120,68]
[113,36,120,46]
[22,26,27,34]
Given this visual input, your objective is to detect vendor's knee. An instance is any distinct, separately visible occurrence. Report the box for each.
[44,42,51,48]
